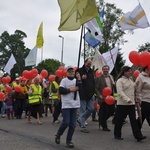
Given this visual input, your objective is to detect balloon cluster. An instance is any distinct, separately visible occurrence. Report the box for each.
[102,87,115,105]
[129,51,150,68]
[1,76,11,84]
[128,50,150,78]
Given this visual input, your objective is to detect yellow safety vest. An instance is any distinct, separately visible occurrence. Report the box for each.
[114,93,118,101]
[28,84,42,104]
[50,81,59,100]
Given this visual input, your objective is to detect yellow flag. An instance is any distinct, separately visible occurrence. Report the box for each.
[58,0,98,31]
[36,22,44,48]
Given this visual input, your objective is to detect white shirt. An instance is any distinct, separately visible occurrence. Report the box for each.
[60,77,80,109]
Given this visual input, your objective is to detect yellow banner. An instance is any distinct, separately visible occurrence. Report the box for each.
[58,0,98,31]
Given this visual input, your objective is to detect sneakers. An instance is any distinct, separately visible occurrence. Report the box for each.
[81,128,90,133]
[55,134,60,144]
[66,141,74,148]
[54,120,60,124]
[85,121,88,126]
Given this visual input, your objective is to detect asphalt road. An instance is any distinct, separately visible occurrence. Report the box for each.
[0,113,150,150]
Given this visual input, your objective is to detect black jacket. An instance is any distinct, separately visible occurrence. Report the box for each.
[76,65,95,100]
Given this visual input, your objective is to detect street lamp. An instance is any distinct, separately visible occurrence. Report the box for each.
[58,35,64,65]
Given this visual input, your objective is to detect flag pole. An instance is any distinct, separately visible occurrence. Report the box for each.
[77,25,84,68]
[41,47,43,62]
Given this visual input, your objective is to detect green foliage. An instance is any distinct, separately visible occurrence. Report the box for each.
[36,58,62,75]
[0,30,30,79]
[138,42,150,52]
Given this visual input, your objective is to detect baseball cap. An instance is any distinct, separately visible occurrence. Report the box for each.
[66,66,74,72]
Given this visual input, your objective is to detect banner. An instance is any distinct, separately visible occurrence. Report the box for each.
[4,54,17,74]
[120,4,150,30]
[58,0,98,31]
[25,46,37,67]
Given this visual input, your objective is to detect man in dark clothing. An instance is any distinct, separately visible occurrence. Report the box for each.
[76,58,95,133]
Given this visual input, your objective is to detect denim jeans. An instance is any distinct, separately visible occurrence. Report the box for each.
[1,102,6,115]
[79,96,94,129]
[57,108,77,142]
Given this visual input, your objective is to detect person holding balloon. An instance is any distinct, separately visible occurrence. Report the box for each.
[13,79,28,119]
[135,66,150,129]
[95,65,115,131]
[114,66,146,142]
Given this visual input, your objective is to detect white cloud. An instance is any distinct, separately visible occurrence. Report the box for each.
[0,0,150,69]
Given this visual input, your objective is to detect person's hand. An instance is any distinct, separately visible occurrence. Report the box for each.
[76,72,81,80]
[70,86,79,92]
[135,81,139,86]
[82,74,87,80]
[127,99,132,104]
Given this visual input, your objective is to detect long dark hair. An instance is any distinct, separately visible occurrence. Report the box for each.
[116,66,131,80]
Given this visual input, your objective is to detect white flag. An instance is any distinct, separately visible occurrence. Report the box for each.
[84,15,103,42]
[120,4,150,31]
[25,46,37,67]
[4,54,17,74]
[102,46,119,73]
[92,49,106,72]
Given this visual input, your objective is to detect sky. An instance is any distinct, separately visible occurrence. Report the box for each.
[0,0,150,68]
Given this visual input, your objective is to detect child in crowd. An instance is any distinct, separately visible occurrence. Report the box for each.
[4,93,14,119]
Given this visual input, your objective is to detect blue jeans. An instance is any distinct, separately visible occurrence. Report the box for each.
[1,102,6,115]
[57,108,77,142]
[79,97,94,129]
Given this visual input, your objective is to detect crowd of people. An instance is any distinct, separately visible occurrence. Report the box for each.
[0,59,149,148]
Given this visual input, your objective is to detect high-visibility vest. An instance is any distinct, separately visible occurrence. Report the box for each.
[28,84,42,104]
[50,81,59,100]
[114,93,118,101]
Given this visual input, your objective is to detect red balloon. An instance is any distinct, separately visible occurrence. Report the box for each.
[55,69,63,77]
[133,70,140,78]
[0,92,5,100]
[14,85,21,92]
[6,76,11,83]
[59,66,65,71]
[105,96,115,105]
[6,85,12,93]
[139,52,150,68]
[41,69,48,78]
[48,75,55,82]
[62,70,67,77]
[96,104,100,109]
[23,70,30,79]
[94,101,97,109]
[30,68,38,79]
[129,51,140,66]
[102,87,112,97]
[95,70,102,77]
[1,77,8,84]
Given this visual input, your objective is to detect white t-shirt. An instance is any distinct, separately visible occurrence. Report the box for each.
[60,77,80,109]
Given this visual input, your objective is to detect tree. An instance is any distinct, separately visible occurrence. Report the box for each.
[36,58,62,76]
[82,1,127,79]
[138,42,150,52]
[0,30,30,79]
